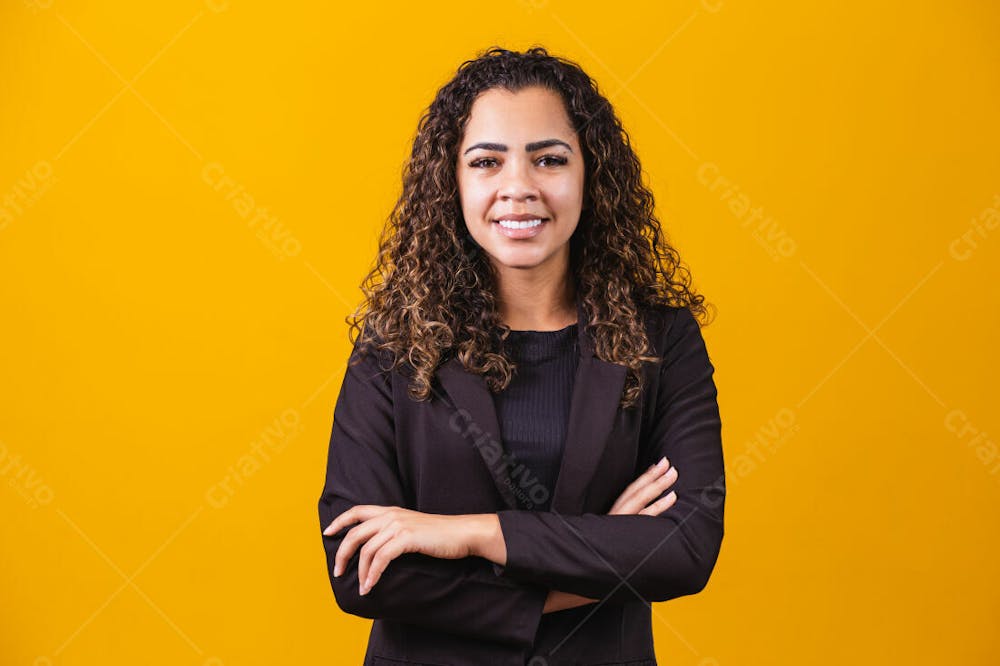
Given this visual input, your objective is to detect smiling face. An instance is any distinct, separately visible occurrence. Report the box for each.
[456,85,585,281]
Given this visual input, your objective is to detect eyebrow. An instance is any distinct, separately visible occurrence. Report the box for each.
[463,139,573,155]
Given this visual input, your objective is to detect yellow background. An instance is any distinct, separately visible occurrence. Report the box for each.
[2,1,999,664]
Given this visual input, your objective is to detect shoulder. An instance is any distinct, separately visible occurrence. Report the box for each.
[346,323,398,384]
[640,303,701,359]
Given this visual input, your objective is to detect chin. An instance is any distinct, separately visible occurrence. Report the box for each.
[490,251,552,269]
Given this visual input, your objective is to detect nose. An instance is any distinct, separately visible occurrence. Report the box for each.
[497,158,540,202]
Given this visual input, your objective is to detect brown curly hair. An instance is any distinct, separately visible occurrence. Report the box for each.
[346,45,711,410]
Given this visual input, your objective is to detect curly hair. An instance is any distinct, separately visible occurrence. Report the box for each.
[345,45,711,410]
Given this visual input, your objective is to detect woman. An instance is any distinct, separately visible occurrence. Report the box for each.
[318,46,725,666]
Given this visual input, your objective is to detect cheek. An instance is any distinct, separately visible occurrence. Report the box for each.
[549,178,585,209]
[459,182,492,216]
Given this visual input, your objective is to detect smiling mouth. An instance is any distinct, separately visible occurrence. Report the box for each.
[494,218,549,229]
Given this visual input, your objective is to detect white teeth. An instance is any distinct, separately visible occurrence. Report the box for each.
[498,218,544,229]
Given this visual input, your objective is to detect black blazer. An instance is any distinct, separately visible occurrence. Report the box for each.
[318,299,726,666]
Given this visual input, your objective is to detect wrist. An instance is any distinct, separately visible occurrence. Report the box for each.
[466,513,506,564]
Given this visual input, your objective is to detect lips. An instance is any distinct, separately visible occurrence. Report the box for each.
[494,217,548,239]
[493,213,549,222]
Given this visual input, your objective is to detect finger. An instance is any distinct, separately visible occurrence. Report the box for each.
[632,457,672,492]
[617,465,678,515]
[325,505,367,537]
[358,522,400,591]
[639,490,677,516]
[646,457,671,478]
[323,507,355,537]
[325,505,385,537]
[333,518,384,578]
[363,536,410,595]
[634,466,678,507]
[324,504,390,537]
[638,490,676,516]
[613,458,672,511]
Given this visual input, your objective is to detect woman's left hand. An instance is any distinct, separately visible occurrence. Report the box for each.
[323,505,476,595]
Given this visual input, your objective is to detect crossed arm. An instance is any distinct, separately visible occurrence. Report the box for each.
[318,307,725,647]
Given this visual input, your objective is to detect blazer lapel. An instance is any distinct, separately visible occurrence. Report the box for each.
[436,297,627,514]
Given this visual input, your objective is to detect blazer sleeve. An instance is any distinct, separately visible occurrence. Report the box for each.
[318,332,549,648]
[492,306,726,605]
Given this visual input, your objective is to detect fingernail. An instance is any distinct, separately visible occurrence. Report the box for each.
[655,456,668,470]
[333,565,342,577]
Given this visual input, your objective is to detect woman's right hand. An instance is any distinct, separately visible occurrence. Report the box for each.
[543,457,679,613]
[608,457,679,516]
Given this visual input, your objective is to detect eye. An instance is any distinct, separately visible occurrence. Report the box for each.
[468,155,568,168]
[469,157,498,168]
[539,155,568,167]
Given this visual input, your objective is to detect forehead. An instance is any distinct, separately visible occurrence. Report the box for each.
[461,86,577,145]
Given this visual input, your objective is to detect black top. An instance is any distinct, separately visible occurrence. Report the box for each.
[492,323,579,511]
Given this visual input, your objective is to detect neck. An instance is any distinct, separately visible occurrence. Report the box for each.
[494,265,577,332]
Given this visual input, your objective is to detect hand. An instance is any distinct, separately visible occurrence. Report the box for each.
[544,457,679,612]
[323,505,473,596]
[608,456,679,516]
